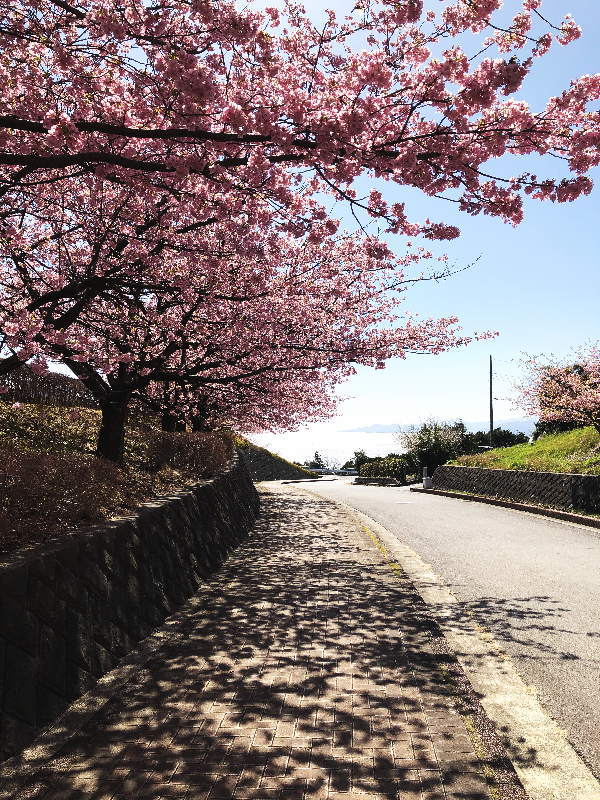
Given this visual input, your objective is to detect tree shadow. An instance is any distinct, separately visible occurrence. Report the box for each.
[429,589,599,664]
[1,491,532,799]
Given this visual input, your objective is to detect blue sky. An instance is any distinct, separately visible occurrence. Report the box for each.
[251,1,600,461]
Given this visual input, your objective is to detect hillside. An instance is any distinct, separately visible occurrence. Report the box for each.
[235,436,313,480]
[453,427,600,475]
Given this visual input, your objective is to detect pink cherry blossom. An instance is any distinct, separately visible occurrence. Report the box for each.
[519,346,600,434]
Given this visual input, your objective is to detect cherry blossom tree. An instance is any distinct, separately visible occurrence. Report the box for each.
[519,346,600,434]
[1,0,598,460]
[22,229,484,461]
[0,0,598,240]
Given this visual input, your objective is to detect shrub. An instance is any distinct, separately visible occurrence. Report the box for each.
[144,431,233,476]
[0,401,99,456]
[399,421,467,475]
[0,448,127,551]
[359,456,410,481]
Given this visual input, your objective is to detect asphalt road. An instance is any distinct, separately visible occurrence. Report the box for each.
[305,478,600,778]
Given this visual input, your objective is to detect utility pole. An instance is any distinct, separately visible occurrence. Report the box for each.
[489,355,494,448]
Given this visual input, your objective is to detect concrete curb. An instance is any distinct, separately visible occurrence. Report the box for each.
[410,487,600,530]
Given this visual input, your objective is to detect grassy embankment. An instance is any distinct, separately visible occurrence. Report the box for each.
[453,426,600,475]
[233,434,314,480]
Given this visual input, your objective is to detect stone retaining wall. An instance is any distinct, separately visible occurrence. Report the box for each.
[0,452,259,760]
[433,465,600,513]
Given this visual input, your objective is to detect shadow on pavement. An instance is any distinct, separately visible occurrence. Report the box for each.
[1,490,532,800]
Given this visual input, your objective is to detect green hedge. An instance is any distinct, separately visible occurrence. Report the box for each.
[359,456,409,481]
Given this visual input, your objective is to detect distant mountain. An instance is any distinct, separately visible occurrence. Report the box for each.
[341,423,403,434]
[342,417,536,436]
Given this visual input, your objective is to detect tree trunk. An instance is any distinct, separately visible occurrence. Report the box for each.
[190,397,210,432]
[97,397,129,463]
[161,413,185,431]
[191,414,211,432]
[162,412,177,432]
[0,354,23,377]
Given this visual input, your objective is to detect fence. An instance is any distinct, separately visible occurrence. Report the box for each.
[0,367,98,409]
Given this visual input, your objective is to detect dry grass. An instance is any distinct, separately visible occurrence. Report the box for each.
[0,401,233,554]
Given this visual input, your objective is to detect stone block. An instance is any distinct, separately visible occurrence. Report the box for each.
[108,583,131,627]
[28,577,64,630]
[65,660,96,700]
[572,474,600,513]
[131,618,151,642]
[4,644,38,725]
[122,534,142,573]
[107,622,127,657]
[36,684,68,727]
[55,542,80,573]
[28,554,56,584]
[38,625,67,696]
[0,712,36,761]
[0,636,6,704]
[79,537,102,563]
[136,559,154,594]
[124,573,143,609]
[53,560,84,608]
[144,602,165,629]
[89,640,115,678]
[65,608,92,670]
[80,557,109,598]
[103,547,128,583]
[0,594,38,654]
[0,567,28,600]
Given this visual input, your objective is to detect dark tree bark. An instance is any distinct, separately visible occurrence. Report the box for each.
[190,396,211,432]
[191,414,211,432]
[0,354,23,376]
[161,412,186,432]
[97,396,129,462]
[161,412,177,432]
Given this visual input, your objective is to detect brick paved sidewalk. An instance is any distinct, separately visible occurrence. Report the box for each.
[1,485,504,800]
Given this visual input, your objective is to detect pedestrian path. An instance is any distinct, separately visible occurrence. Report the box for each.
[2,485,504,799]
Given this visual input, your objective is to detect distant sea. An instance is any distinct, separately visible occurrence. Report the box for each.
[248,417,536,467]
[249,428,403,466]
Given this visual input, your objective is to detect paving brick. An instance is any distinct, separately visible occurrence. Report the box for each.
[1,486,495,800]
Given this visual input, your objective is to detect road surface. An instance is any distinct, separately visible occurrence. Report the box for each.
[306,478,600,778]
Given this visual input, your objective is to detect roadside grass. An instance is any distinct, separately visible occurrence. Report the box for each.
[453,427,600,475]
[233,434,313,476]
